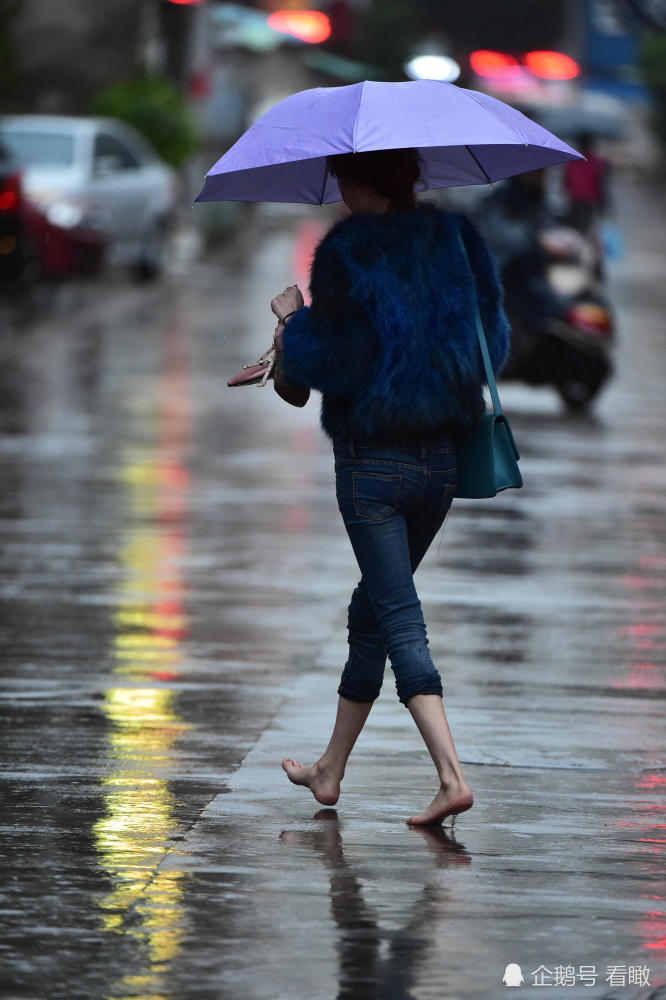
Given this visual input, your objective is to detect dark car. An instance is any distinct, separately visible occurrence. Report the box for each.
[0,141,31,286]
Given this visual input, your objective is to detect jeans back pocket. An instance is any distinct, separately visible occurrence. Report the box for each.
[352,471,402,523]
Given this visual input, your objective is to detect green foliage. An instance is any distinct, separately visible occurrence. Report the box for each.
[90,74,199,167]
[640,32,666,145]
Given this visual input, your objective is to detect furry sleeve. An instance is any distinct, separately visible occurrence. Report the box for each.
[280,240,378,392]
[278,306,325,388]
[457,213,511,374]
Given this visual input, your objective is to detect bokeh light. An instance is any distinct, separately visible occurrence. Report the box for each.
[525,50,580,80]
[405,55,461,83]
[470,50,521,79]
[267,10,331,44]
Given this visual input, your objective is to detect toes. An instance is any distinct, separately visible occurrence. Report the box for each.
[406,806,446,826]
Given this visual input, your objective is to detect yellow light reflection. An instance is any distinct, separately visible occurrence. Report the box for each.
[94,318,193,1000]
[93,685,190,989]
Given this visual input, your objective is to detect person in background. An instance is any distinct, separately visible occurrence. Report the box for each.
[563,133,611,234]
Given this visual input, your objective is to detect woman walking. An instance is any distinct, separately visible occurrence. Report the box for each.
[270,148,509,826]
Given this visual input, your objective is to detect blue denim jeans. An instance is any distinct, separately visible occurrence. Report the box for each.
[334,437,458,706]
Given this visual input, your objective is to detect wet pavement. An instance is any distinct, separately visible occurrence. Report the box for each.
[1,178,665,1000]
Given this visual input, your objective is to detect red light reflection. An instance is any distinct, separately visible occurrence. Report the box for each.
[638,775,666,791]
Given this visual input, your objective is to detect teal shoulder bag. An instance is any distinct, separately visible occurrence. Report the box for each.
[455,241,523,500]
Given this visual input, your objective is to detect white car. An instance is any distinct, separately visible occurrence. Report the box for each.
[0,114,178,279]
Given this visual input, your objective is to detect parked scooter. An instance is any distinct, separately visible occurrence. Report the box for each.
[478,174,614,412]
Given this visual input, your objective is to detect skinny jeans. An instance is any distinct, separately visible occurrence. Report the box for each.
[333,438,457,706]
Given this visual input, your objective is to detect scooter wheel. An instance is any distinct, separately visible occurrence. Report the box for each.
[556,376,604,413]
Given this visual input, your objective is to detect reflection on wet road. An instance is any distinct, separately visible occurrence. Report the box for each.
[93,317,193,998]
[94,688,188,998]
[1,188,665,998]
[280,809,472,1000]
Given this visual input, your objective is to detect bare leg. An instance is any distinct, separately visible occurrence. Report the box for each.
[282,696,373,806]
[405,694,474,826]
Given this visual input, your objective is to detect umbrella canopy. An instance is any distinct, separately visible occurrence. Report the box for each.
[195,79,583,205]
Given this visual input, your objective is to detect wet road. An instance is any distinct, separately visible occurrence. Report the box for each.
[1,179,665,1000]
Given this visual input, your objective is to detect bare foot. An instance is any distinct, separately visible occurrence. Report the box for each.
[281,757,341,806]
[406,782,474,827]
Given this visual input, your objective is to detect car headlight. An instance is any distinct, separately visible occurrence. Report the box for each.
[45,200,85,229]
[26,190,88,230]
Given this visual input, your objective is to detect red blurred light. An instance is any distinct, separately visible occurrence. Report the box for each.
[619,624,663,636]
[188,69,211,99]
[644,938,666,951]
[525,50,580,80]
[638,775,666,790]
[267,10,331,44]
[471,49,580,82]
[0,190,18,211]
[565,302,612,336]
[0,173,21,211]
[166,0,203,4]
[469,50,520,78]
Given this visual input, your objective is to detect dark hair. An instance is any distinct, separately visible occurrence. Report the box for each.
[327,147,420,211]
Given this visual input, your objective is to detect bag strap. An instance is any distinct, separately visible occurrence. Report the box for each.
[458,233,503,418]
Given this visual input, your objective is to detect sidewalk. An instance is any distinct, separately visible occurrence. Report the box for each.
[162,667,664,999]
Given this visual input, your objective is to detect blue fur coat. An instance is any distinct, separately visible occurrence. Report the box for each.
[281,203,510,442]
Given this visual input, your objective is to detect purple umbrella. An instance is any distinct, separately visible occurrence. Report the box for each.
[195,79,583,204]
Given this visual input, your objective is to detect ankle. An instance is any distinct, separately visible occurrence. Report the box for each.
[439,769,467,792]
[318,754,344,782]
